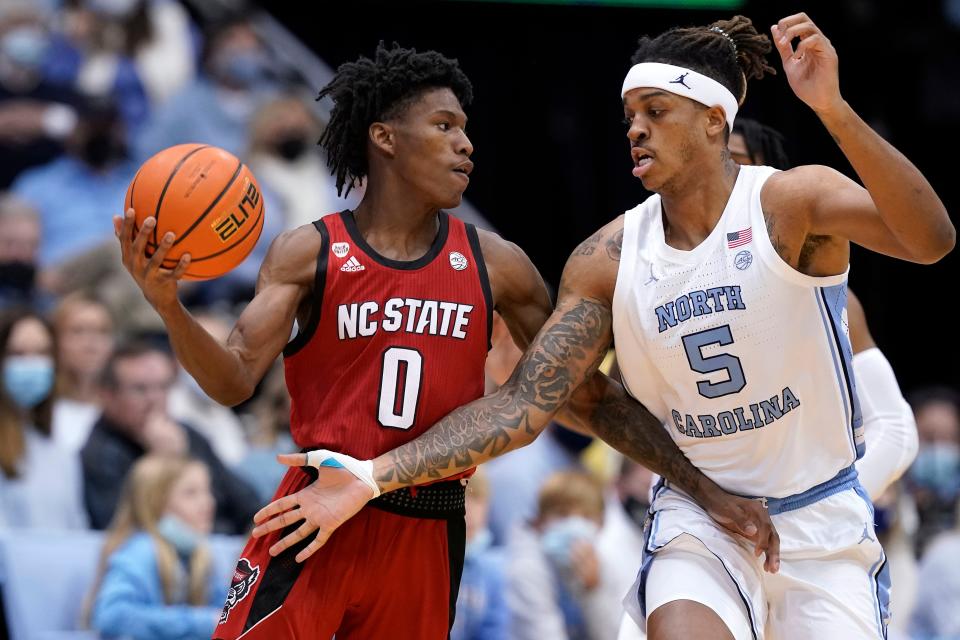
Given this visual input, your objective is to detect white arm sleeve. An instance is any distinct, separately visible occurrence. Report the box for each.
[853,348,919,500]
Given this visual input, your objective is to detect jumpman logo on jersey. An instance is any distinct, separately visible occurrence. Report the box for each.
[858,523,875,544]
[669,73,691,90]
[644,263,659,286]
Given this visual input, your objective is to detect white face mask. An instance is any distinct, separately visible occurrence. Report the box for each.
[540,516,600,568]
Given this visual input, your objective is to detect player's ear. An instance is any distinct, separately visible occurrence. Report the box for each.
[369,122,396,158]
[705,106,727,139]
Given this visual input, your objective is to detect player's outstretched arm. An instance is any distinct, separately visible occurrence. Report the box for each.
[769,13,954,264]
[115,209,318,405]
[485,223,779,569]
[252,220,779,570]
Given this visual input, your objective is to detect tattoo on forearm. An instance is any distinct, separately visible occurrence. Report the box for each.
[378,299,612,487]
[587,382,705,498]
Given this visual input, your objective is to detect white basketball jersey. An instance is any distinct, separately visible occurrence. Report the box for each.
[612,165,864,498]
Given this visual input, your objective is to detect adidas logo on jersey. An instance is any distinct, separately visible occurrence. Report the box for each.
[340,256,365,272]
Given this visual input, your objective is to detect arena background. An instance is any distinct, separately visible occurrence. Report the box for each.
[268,0,960,392]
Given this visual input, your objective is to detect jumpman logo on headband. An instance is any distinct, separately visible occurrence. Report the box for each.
[669,73,691,90]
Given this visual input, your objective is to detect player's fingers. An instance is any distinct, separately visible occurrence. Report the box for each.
[170,253,191,280]
[765,526,781,573]
[770,26,794,64]
[793,34,827,60]
[269,521,316,557]
[251,508,303,538]
[277,453,308,467]
[147,231,175,274]
[253,494,300,525]
[780,22,820,45]
[131,216,155,266]
[295,530,332,563]
[776,12,812,33]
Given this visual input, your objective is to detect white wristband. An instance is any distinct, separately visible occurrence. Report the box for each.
[304,449,381,499]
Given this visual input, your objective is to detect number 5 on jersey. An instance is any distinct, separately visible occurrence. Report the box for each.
[378,347,423,429]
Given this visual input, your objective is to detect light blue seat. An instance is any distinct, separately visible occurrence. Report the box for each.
[0,529,243,640]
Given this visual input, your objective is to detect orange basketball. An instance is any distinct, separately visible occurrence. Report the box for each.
[124,143,265,281]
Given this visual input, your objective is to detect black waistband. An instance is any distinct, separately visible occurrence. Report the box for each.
[369,479,466,519]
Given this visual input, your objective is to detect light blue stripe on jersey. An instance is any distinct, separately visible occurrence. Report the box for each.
[815,285,865,459]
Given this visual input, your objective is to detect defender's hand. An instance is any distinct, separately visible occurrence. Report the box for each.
[772,13,842,116]
[703,489,781,573]
[251,453,374,563]
[114,208,191,313]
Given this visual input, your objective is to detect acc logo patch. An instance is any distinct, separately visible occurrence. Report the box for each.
[734,250,753,271]
[449,251,468,271]
[332,242,350,258]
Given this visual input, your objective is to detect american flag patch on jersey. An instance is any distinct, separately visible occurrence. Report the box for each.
[727,227,752,248]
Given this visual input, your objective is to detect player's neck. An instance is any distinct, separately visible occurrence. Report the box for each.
[352,189,442,261]
[659,159,739,250]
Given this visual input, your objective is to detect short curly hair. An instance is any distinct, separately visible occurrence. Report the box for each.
[317,42,474,196]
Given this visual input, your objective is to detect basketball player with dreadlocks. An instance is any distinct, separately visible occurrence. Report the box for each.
[255,13,954,640]
[114,43,778,638]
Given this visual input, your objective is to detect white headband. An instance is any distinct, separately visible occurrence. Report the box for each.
[621,62,738,130]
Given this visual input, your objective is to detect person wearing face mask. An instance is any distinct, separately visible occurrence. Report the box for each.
[247,95,359,231]
[506,471,616,640]
[11,96,136,269]
[0,1,81,188]
[50,0,196,132]
[0,194,55,312]
[905,386,960,552]
[84,455,226,639]
[135,17,279,161]
[0,308,88,529]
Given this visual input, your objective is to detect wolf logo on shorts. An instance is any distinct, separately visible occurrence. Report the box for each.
[220,558,261,624]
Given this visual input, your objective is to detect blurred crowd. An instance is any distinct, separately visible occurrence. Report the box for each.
[0,1,958,640]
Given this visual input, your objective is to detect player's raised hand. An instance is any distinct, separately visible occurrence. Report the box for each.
[705,492,781,573]
[251,451,378,563]
[772,13,842,115]
[114,208,191,312]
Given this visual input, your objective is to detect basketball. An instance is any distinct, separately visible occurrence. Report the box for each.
[124,143,265,281]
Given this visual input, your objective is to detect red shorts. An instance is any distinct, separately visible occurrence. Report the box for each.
[213,466,466,640]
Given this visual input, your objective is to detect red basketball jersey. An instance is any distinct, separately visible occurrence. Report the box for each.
[283,210,492,466]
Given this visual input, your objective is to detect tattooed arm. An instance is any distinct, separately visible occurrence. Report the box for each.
[252,218,780,568]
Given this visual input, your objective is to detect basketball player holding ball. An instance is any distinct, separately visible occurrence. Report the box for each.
[116,44,777,639]
[253,14,954,640]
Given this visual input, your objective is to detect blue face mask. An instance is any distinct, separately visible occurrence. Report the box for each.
[540,516,599,569]
[0,27,50,70]
[157,514,202,556]
[3,355,54,409]
[216,50,273,88]
[910,443,960,495]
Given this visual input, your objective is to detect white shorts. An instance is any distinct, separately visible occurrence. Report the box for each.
[624,477,890,640]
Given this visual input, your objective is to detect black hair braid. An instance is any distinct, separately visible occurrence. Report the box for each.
[631,15,774,107]
[317,42,473,196]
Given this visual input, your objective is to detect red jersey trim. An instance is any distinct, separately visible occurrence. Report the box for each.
[282,218,330,357]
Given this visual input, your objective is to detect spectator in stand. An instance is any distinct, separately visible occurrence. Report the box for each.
[81,340,260,534]
[12,95,136,269]
[51,291,115,453]
[0,0,80,188]
[0,194,50,311]
[85,455,225,640]
[0,308,87,528]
